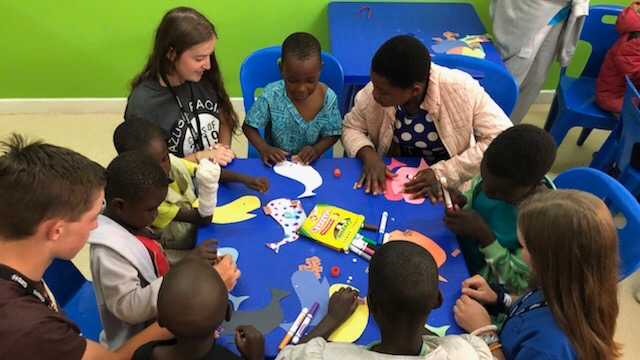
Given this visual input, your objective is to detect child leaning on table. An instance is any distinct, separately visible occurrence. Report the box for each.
[242,32,342,166]
[443,124,557,294]
[133,257,264,360]
[276,241,493,359]
[89,151,240,350]
[113,118,269,251]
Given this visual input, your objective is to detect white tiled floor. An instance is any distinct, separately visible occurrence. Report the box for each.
[1,103,638,357]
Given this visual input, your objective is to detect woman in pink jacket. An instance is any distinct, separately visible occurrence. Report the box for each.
[342,35,513,200]
[596,3,640,113]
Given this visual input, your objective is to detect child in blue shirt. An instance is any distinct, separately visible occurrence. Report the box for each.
[243,32,342,166]
[443,125,557,294]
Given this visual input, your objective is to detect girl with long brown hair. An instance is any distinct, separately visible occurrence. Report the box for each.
[453,190,622,360]
[125,7,238,166]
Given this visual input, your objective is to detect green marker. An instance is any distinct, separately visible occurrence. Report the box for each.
[360,234,377,247]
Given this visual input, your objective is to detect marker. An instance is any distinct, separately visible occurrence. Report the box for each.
[352,238,375,256]
[360,234,377,247]
[278,307,308,350]
[292,302,319,344]
[440,177,454,211]
[349,244,372,261]
[376,211,389,245]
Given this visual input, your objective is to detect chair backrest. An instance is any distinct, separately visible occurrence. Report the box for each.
[432,54,518,116]
[553,167,640,280]
[240,46,344,158]
[43,258,87,307]
[240,46,345,113]
[577,5,624,79]
[617,75,640,171]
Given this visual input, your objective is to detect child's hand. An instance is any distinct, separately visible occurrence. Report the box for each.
[453,295,492,333]
[259,145,288,167]
[243,176,270,193]
[292,146,319,165]
[187,239,218,265]
[235,325,265,360]
[461,275,498,306]
[214,254,241,291]
[326,287,359,326]
[444,208,495,247]
[201,144,236,166]
[403,169,440,204]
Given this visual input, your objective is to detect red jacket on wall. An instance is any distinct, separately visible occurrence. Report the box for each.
[595,3,640,113]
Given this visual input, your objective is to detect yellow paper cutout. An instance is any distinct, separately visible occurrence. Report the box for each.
[193,195,261,224]
[327,284,369,343]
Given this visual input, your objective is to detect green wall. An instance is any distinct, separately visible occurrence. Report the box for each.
[0,0,630,98]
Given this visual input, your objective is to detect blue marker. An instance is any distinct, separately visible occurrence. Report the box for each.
[376,211,388,245]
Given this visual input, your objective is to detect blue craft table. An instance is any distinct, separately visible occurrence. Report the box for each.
[328,2,504,114]
[197,158,469,358]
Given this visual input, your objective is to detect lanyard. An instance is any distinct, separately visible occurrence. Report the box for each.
[504,288,547,327]
[0,265,57,312]
[160,73,205,152]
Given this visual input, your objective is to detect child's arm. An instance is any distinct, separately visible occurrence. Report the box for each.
[243,123,289,167]
[94,248,163,324]
[615,36,640,85]
[220,169,270,193]
[292,135,340,165]
[298,287,359,344]
[480,243,530,294]
[174,208,212,225]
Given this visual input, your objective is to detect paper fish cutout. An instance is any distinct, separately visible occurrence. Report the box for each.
[221,287,290,335]
[385,158,430,204]
[425,323,451,337]
[263,198,307,253]
[211,195,261,224]
[273,161,323,198]
[327,284,369,343]
[280,270,330,331]
[388,229,448,282]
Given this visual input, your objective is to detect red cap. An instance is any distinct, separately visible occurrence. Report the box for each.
[331,266,340,277]
[333,168,341,177]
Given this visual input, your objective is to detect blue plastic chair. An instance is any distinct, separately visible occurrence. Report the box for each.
[240,46,345,159]
[432,54,518,116]
[543,5,623,147]
[553,167,640,280]
[43,259,102,341]
[591,75,640,197]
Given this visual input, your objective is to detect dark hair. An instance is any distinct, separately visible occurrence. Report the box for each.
[113,117,165,154]
[281,32,321,62]
[0,134,105,240]
[368,241,439,326]
[371,35,431,89]
[105,151,169,203]
[130,7,239,134]
[484,124,557,186]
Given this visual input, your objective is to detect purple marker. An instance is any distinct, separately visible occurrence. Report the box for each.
[291,302,320,344]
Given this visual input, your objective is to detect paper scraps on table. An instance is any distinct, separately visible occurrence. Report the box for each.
[273,160,323,198]
[425,323,451,337]
[263,198,307,253]
[451,248,461,257]
[431,31,489,59]
[221,287,290,336]
[388,229,448,282]
[298,256,323,279]
[385,158,430,205]
[280,270,330,331]
[327,284,369,343]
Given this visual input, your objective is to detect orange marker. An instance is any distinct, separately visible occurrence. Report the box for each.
[278,307,308,350]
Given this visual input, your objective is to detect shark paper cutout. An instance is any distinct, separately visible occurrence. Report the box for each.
[273,161,322,198]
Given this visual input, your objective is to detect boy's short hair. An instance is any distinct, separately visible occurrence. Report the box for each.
[105,151,169,203]
[369,241,439,325]
[371,35,431,89]
[281,32,321,62]
[113,118,165,154]
[484,124,557,186]
[158,258,228,337]
[0,134,105,240]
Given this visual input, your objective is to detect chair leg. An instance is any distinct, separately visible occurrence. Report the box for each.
[618,169,640,199]
[548,113,573,147]
[576,128,593,146]
[543,95,559,131]
[590,134,618,172]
